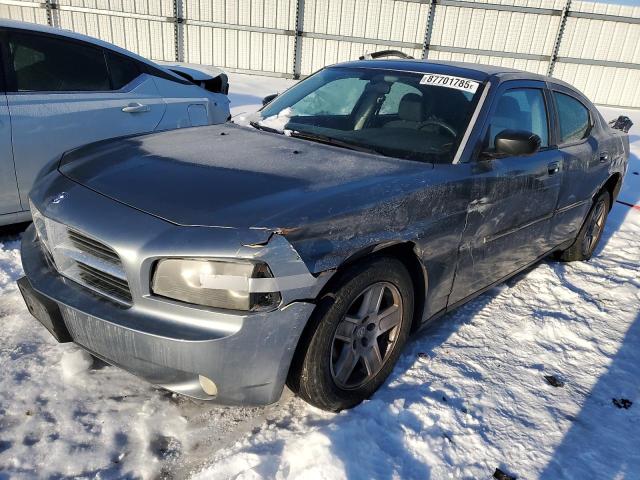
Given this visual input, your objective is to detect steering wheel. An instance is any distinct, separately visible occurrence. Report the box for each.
[419,119,458,139]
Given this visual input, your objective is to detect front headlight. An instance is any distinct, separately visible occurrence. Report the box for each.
[29,201,50,253]
[151,258,282,312]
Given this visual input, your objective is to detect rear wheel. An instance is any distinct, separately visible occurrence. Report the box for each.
[289,256,414,412]
[557,190,611,262]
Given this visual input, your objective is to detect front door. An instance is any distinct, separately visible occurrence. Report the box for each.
[450,82,563,304]
[4,29,165,207]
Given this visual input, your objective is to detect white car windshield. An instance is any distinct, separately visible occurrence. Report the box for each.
[257,67,484,164]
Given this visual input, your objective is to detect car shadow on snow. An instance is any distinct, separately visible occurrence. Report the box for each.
[626,134,640,145]
[0,222,30,240]
[538,162,640,478]
[539,310,640,478]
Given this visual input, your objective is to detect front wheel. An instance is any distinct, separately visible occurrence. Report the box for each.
[557,190,611,262]
[288,256,414,412]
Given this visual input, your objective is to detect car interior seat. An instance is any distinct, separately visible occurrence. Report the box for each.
[383,93,425,129]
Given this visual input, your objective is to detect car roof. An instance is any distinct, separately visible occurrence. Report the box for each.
[0,19,185,82]
[331,58,577,91]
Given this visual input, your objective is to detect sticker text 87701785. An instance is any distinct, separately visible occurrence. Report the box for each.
[420,74,480,94]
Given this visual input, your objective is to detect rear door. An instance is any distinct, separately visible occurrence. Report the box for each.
[4,29,165,207]
[0,92,20,215]
[450,81,563,304]
[0,35,20,215]
[548,88,606,246]
[0,93,22,215]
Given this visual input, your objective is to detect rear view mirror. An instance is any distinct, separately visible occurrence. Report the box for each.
[365,82,391,94]
[262,93,278,106]
[494,129,541,157]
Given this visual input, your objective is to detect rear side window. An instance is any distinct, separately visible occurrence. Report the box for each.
[9,32,110,92]
[554,92,591,144]
[487,88,549,149]
[107,52,141,90]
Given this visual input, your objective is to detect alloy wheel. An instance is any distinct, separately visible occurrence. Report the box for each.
[330,282,404,390]
[582,198,607,256]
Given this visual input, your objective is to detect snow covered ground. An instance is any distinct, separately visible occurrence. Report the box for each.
[0,73,639,479]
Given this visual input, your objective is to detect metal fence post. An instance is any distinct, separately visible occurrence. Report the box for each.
[548,0,571,76]
[421,0,437,59]
[43,0,58,28]
[173,0,184,63]
[293,0,305,79]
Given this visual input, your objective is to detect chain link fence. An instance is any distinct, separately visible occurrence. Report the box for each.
[1,0,640,107]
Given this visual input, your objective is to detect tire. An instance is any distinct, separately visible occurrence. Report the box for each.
[557,190,611,262]
[288,256,414,412]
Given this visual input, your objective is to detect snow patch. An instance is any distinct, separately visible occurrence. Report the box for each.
[60,348,94,379]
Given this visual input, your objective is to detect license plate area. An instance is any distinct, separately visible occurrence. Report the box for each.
[17,277,72,343]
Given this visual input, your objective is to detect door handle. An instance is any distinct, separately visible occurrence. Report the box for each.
[548,161,560,175]
[599,152,610,163]
[122,102,150,113]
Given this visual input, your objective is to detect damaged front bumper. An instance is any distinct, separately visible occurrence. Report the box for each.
[19,173,326,405]
[20,226,315,404]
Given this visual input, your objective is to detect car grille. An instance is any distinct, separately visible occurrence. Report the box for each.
[31,205,133,306]
[76,261,132,304]
[68,229,122,266]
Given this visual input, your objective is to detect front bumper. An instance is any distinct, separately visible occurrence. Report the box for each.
[21,225,315,404]
[20,173,322,405]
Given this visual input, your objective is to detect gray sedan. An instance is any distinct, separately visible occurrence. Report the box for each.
[18,58,629,411]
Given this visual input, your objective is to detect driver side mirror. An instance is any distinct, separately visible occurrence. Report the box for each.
[262,93,278,106]
[492,129,541,157]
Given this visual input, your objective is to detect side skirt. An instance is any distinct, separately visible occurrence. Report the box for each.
[418,238,575,330]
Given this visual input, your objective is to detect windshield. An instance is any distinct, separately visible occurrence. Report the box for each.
[256,67,484,164]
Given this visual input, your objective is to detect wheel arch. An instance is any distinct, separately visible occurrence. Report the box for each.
[285,241,428,392]
[600,172,623,209]
[338,241,427,332]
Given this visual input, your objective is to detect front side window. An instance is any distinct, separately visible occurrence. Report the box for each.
[255,67,485,164]
[9,32,110,92]
[554,92,591,144]
[487,88,549,150]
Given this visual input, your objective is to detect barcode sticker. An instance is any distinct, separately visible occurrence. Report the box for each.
[420,74,480,93]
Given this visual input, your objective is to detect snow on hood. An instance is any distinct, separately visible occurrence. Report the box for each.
[255,107,295,135]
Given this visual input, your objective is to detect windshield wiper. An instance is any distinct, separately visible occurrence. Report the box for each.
[249,120,284,134]
[290,131,381,155]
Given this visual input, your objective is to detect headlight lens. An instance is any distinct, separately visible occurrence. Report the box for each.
[151,258,281,312]
[29,201,50,253]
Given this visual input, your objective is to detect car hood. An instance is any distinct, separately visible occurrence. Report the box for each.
[59,123,432,229]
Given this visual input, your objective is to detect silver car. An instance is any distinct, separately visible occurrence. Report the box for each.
[18,59,629,412]
[0,20,230,226]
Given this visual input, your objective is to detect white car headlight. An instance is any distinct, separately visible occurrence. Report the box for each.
[151,258,282,312]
